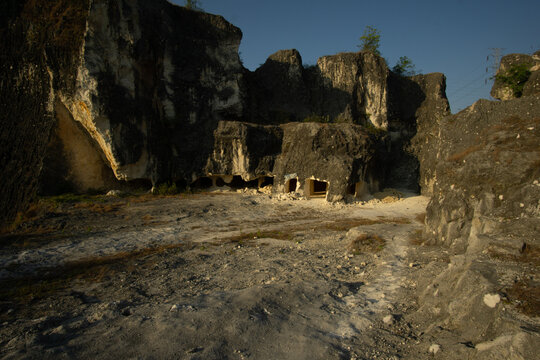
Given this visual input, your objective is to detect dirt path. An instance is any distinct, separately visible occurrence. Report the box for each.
[0,191,441,359]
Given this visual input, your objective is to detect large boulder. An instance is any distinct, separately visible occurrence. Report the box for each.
[204,121,283,181]
[272,123,377,202]
[491,52,540,100]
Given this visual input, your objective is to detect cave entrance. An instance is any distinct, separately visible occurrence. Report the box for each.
[286,178,298,193]
[307,179,328,199]
[259,176,274,188]
[347,181,366,198]
[229,175,258,189]
[191,176,213,189]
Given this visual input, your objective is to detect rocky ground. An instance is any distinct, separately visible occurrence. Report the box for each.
[0,190,537,359]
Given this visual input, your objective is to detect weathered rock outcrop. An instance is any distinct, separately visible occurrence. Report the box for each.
[249,50,392,128]
[201,121,379,202]
[414,53,540,355]
[308,52,390,128]
[247,50,449,192]
[491,51,540,100]
[247,49,310,124]
[204,121,283,181]
[423,97,540,252]
[272,123,377,202]
[392,72,451,192]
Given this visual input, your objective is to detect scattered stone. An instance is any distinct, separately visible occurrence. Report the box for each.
[106,190,123,197]
[483,293,501,308]
[429,344,441,354]
[383,315,395,325]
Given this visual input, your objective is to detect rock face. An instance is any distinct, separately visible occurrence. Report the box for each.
[422,96,540,252]
[203,121,378,202]
[490,52,540,100]
[0,0,90,228]
[0,0,450,227]
[54,0,245,186]
[311,52,390,128]
[248,50,393,128]
[392,73,451,192]
[414,54,540,353]
[272,123,377,202]
[247,50,449,193]
[204,121,283,181]
[248,49,310,123]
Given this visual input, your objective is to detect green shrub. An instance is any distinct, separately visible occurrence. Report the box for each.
[495,63,531,97]
[392,56,417,76]
[358,25,381,56]
[153,182,179,196]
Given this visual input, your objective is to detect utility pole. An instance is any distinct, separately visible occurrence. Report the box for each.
[486,48,505,84]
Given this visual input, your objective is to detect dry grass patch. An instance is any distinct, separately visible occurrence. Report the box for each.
[74,202,125,213]
[1,201,63,237]
[347,233,386,254]
[446,144,483,162]
[320,217,410,232]
[506,279,540,317]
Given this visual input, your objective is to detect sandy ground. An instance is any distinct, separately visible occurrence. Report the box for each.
[0,190,488,359]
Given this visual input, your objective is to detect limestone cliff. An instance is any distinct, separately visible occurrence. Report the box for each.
[247,49,310,123]
[49,0,245,188]
[1,0,450,228]
[249,50,392,128]
[311,52,390,128]
[0,0,90,228]
[204,121,283,181]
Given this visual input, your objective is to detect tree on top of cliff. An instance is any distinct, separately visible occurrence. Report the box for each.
[358,25,381,56]
[184,0,202,11]
[392,56,417,76]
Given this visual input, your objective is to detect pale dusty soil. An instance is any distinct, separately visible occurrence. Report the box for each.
[0,190,531,359]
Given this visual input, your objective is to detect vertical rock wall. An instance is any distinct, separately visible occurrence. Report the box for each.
[1,0,454,228]
[54,0,246,186]
[0,0,90,228]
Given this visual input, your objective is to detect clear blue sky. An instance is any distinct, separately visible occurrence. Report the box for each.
[171,0,540,113]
